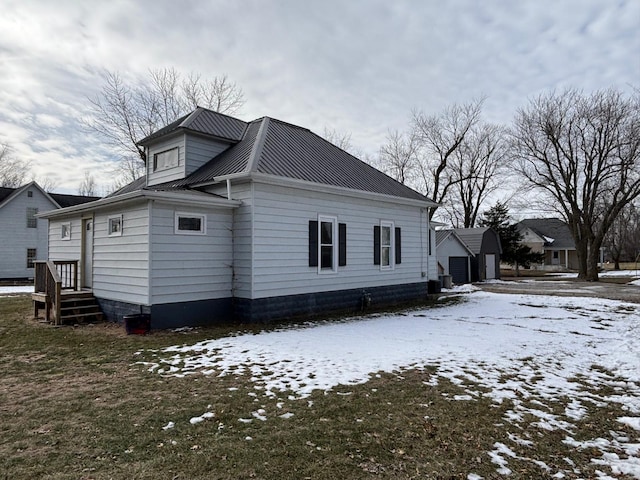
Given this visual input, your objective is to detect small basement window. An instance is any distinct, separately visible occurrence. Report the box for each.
[153,147,179,171]
[108,215,123,236]
[175,212,206,235]
[61,223,71,240]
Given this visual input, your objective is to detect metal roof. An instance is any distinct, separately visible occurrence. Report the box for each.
[517,218,575,249]
[453,227,493,255]
[122,108,437,204]
[138,107,247,145]
[164,116,433,202]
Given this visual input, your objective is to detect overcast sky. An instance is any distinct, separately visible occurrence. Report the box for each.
[1,0,638,195]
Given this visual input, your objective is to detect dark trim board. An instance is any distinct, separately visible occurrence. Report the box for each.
[234,282,429,324]
[97,297,233,329]
[96,282,429,328]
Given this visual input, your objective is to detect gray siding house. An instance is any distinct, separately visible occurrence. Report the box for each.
[40,108,439,328]
[0,182,98,279]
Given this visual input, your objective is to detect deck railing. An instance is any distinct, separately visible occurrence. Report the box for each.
[34,260,79,325]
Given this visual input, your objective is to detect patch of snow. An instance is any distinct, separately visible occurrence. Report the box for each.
[189,411,214,425]
[138,290,640,477]
[0,285,34,295]
[618,417,640,431]
[161,421,175,430]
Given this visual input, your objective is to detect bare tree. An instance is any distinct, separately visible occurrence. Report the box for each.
[84,67,245,185]
[604,201,639,269]
[411,98,484,218]
[511,88,640,281]
[377,129,420,185]
[443,123,509,227]
[78,170,97,196]
[0,142,30,188]
[35,176,59,193]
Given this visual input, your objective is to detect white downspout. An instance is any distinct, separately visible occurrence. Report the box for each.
[226,178,232,200]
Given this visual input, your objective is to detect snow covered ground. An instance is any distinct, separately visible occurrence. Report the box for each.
[140,288,640,478]
[0,285,33,295]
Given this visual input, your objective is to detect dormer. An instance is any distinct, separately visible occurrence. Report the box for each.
[138,107,247,187]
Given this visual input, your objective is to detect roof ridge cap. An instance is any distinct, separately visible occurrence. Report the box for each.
[246,117,270,173]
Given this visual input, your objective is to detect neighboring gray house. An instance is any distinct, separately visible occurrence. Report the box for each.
[517,218,581,271]
[453,227,502,282]
[0,182,98,279]
[435,229,474,284]
[39,108,439,328]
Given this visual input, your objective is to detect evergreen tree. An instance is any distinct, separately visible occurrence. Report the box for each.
[479,202,544,275]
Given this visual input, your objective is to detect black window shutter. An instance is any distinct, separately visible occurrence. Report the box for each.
[338,223,347,266]
[373,225,381,265]
[395,227,402,265]
[309,220,318,267]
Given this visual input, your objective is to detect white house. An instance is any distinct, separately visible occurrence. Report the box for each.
[39,108,439,328]
[0,182,98,279]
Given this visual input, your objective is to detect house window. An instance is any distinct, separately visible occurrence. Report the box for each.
[308,217,346,273]
[153,147,179,171]
[380,222,393,268]
[175,212,206,235]
[27,190,33,198]
[320,217,336,271]
[26,207,38,228]
[61,223,71,240]
[26,248,36,268]
[108,215,123,236]
[374,222,401,269]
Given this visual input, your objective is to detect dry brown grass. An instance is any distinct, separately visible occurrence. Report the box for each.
[1,295,637,479]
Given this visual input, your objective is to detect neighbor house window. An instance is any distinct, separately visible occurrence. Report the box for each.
[175,212,206,235]
[27,190,33,197]
[153,147,179,171]
[26,248,36,268]
[108,215,123,236]
[26,207,38,228]
[374,222,401,269]
[61,223,71,240]
[308,216,346,273]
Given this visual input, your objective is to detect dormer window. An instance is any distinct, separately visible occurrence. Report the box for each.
[153,147,179,171]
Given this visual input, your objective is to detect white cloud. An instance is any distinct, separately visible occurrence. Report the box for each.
[0,0,637,193]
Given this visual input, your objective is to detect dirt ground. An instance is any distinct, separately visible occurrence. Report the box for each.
[477,276,640,303]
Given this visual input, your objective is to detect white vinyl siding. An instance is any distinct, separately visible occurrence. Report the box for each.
[91,205,150,304]
[149,203,233,304]
[184,136,229,175]
[249,182,429,299]
[0,188,55,278]
[49,217,83,260]
[146,135,186,186]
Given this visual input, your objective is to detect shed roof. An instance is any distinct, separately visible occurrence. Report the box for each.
[435,229,475,256]
[453,227,497,255]
[517,218,575,249]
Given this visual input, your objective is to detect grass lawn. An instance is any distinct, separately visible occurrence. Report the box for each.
[1,294,637,479]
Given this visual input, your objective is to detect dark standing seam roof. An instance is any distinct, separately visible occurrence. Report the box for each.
[517,218,575,249]
[128,108,435,203]
[138,107,247,145]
